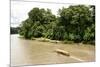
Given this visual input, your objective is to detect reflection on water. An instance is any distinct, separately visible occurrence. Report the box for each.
[11,34,95,66]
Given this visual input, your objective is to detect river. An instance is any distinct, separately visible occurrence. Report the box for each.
[11,34,95,66]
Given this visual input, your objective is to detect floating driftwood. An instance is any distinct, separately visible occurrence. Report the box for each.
[54,49,70,56]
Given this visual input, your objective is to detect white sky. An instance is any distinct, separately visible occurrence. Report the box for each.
[11,1,70,27]
[11,0,95,27]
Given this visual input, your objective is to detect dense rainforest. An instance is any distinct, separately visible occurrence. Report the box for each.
[18,5,95,44]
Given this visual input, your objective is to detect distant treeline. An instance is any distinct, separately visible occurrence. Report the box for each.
[10,27,20,34]
[19,5,95,44]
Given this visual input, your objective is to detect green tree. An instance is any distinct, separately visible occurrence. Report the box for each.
[19,5,95,44]
[19,19,33,39]
[19,7,56,39]
[58,5,95,42]
[10,27,19,34]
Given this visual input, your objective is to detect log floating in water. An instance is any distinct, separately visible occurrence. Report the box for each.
[54,49,70,56]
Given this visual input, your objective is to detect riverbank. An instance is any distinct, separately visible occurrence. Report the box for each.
[18,35,95,45]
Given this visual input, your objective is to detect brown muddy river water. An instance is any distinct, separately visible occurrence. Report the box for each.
[11,34,95,66]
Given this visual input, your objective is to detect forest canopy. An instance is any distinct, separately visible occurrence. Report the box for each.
[19,5,95,44]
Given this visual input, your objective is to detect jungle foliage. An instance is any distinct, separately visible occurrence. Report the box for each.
[19,5,95,44]
[11,27,20,34]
